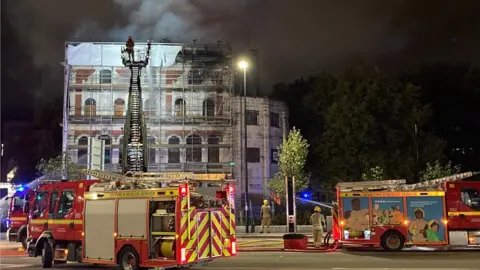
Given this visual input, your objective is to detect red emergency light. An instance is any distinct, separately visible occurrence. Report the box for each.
[229,186,234,192]
[180,186,187,195]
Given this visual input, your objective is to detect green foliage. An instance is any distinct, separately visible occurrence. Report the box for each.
[36,155,86,180]
[421,160,460,181]
[361,166,384,181]
[268,127,309,196]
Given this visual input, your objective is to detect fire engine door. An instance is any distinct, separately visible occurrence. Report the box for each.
[30,191,49,236]
[55,190,76,240]
[196,211,211,259]
[210,211,223,258]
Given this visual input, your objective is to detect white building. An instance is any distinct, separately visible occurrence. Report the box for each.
[62,41,289,212]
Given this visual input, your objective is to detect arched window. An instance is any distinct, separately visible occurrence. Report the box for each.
[174,98,186,116]
[99,135,111,165]
[202,99,215,117]
[168,136,180,163]
[99,69,112,84]
[78,136,89,165]
[186,134,202,162]
[147,137,156,164]
[114,98,125,116]
[207,136,220,162]
[84,98,96,116]
[144,99,156,116]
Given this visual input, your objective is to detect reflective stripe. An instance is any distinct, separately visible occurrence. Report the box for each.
[30,219,83,224]
[448,211,480,216]
[8,217,27,221]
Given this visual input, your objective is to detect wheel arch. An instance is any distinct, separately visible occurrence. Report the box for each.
[17,225,28,242]
[34,231,54,256]
[380,229,406,251]
[116,244,137,264]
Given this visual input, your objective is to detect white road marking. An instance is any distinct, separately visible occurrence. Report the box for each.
[332,269,476,270]
[0,264,34,268]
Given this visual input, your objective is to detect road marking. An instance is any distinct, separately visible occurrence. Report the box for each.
[332,268,476,270]
[0,264,34,268]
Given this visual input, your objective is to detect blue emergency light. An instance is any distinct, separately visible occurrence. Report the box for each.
[301,192,311,199]
[16,186,25,192]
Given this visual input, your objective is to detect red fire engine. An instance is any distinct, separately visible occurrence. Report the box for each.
[25,170,236,269]
[334,172,480,251]
[6,186,31,249]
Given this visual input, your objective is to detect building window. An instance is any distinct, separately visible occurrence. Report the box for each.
[78,136,89,165]
[114,98,125,116]
[174,98,186,116]
[99,135,111,165]
[118,137,124,165]
[99,69,112,84]
[147,137,156,164]
[271,149,278,164]
[168,136,180,163]
[246,110,259,125]
[207,136,220,162]
[186,134,202,162]
[84,98,96,116]
[270,112,280,128]
[203,99,215,117]
[246,147,260,163]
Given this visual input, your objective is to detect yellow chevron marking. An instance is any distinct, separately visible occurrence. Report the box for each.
[188,250,197,263]
[222,249,231,257]
[211,215,223,253]
[181,197,187,210]
[185,221,197,250]
[181,213,188,243]
[201,242,211,259]
[196,215,209,249]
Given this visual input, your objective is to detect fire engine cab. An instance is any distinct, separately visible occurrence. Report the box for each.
[26,170,237,269]
[6,185,31,249]
[335,171,480,251]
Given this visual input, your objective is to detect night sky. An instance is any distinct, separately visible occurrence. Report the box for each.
[2,0,480,166]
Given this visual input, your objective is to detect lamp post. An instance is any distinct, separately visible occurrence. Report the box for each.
[238,60,250,233]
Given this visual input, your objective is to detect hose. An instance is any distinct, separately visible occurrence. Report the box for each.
[323,230,339,252]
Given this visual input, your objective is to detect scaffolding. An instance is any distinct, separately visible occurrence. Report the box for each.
[64,41,235,176]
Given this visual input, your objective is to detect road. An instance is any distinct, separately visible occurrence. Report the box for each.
[1,251,480,270]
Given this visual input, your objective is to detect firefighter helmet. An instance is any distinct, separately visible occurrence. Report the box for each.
[263,199,269,205]
[314,206,321,212]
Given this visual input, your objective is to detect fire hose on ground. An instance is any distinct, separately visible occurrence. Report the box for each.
[323,230,339,251]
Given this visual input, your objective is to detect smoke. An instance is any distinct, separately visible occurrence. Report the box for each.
[4,0,480,99]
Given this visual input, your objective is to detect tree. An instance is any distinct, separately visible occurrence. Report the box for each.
[268,127,309,197]
[36,155,86,180]
[319,65,445,184]
[420,160,460,181]
[361,166,385,181]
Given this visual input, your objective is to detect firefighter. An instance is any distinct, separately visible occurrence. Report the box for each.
[260,199,271,233]
[310,206,326,248]
[126,36,135,62]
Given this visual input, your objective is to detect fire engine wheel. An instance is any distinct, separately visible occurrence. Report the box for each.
[20,233,27,250]
[41,239,54,268]
[381,231,404,251]
[119,247,140,270]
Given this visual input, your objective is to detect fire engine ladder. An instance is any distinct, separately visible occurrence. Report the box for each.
[336,171,479,192]
[81,169,234,187]
[121,42,152,174]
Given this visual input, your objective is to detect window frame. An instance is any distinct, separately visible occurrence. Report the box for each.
[33,191,49,217]
[246,147,261,163]
[246,110,259,125]
[460,188,480,211]
[49,190,59,216]
[55,190,76,219]
[270,112,280,128]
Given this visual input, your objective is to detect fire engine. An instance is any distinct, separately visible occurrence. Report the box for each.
[24,38,237,269]
[26,170,237,269]
[5,185,31,249]
[334,171,480,251]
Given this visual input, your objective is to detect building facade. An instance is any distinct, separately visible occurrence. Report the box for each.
[63,41,289,213]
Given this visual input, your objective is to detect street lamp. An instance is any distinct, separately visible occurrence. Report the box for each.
[238,60,250,233]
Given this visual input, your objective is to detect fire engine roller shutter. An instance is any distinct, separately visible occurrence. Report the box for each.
[197,211,211,259]
[117,199,148,238]
[210,211,223,257]
[84,200,115,260]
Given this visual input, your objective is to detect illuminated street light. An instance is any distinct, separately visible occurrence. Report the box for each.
[238,60,249,70]
[238,59,250,233]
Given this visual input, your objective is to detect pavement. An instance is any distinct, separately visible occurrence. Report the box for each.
[1,250,480,269]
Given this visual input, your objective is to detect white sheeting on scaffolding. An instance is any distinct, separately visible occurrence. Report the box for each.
[66,43,182,67]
